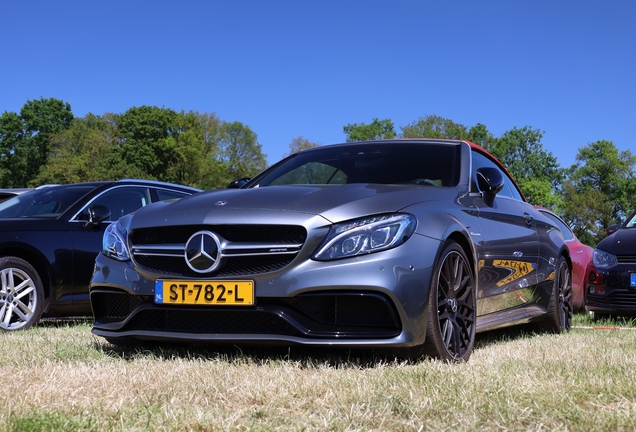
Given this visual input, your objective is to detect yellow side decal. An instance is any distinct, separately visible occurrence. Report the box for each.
[493,260,536,287]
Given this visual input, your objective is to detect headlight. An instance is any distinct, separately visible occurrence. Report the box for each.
[592,248,617,269]
[102,221,130,261]
[313,214,416,261]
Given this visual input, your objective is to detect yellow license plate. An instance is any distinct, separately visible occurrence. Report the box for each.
[154,280,254,305]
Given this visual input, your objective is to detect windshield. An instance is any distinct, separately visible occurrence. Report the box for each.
[626,212,636,228]
[253,142,461,187]
[0,184,98,218]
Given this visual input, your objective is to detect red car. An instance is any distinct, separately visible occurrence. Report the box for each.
[536,207,593,312]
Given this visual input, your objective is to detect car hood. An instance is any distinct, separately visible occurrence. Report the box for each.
[129,184,454,228]
[596,228,636,255]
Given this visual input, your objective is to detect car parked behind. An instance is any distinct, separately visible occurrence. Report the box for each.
[0,188,34,202]
[586,209,636,317]
[0,179,201,330]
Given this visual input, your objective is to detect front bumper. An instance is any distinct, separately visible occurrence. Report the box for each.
[90,233,441,348]
[585,265,636,314]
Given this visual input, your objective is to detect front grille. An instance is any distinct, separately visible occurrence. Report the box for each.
[617,255,636,264]
[130,224,307,277]
[587,290,636,308]
[134,254,296,278]
[131,225,306,244]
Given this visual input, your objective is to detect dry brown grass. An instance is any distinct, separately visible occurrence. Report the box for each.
[1,318,636,431]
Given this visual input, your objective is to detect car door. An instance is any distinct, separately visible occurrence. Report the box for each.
[470,150,540,314]
[68,185,153,310]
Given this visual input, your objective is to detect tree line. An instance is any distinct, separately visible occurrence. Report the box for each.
[0,98,268,191]
[1,98,634,246]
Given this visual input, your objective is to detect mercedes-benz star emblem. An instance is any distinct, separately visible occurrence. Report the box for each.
[185,231,222,273]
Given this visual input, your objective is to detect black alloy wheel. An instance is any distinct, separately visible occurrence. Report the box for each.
[422,241,476,362]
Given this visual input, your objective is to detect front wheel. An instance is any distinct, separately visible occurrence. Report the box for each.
[0,257,45,331]
[421,242,477,362]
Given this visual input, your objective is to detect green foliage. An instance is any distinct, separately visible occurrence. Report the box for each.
[569,140,636,220]
[217,121,268,183]
[0,98,74,187]
[467,123,498,151]
[112,105,180,180]
[400,115,468,140]
[561,140,636,243]
[343,118,396,142]
[487,126,563,207]
[35,114,118,184]
[560,181,614,245]
[34,107,245,190]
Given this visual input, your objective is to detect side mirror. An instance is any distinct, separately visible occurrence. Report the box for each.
[476,167,504,207]
[606,224,620,236]
[227,178,251,189]
[84,204,111,227]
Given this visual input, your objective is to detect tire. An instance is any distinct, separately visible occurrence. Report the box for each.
[0,257,45,331]
[535,256,572,333]
[421,242,477,362]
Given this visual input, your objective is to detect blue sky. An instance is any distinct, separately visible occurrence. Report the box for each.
[1,1,634,167]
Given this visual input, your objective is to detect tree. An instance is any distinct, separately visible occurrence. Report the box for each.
[283,136,320,158]
[561,140,636,242]
[400,115,468,140]
[36,113,119,184]
[107,105,180,180]
[343,118,396,142]
[0,98,73,187]
[217,121,267,183]
[467,123,498,151]
[487,126,563,207]
[0,111,25,186]
[560,181,614,246]
[570,140,636,219]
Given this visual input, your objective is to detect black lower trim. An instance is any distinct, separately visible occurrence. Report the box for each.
[91,289,402,339]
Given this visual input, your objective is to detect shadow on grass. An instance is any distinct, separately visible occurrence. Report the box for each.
[474,324,534,350]
[94,340,401,369]
[35,317,92,328]
[93,324,539,368]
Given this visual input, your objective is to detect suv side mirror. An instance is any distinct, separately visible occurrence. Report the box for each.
[606,224,620,236]
[84,205,111,227]
[227,178,251,189]
[476,167,504,207]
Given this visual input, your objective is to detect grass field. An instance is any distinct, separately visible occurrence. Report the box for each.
[1,313,635,431]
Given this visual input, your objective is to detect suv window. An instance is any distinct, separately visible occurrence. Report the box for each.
[86,187,151,220]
